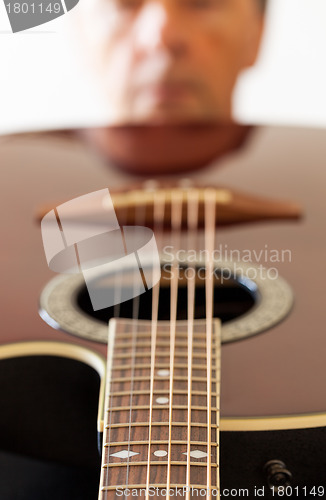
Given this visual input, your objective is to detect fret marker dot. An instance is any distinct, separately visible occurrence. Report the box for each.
[157,369,170,377]
[110,450,139,459]
[183,450,208,459]
[156,397,169,405]
[154,450,168,457]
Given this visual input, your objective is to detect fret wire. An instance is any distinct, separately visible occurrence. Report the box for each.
[108,362,218,371]
[109,389,218,396]
[166,189,184,500]
[146,188,166,500]
[101,483,213,492]
[204,189,218,500]
[107,405,219,412]
[105,422,219,429]
[104,441,219,447]
[109,375,219,382]
[102,462,219,468]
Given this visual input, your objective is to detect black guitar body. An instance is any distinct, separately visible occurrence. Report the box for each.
[1,352,326,500]
[0,354,100,500]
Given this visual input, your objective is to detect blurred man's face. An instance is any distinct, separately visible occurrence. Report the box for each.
[78,0,264,124]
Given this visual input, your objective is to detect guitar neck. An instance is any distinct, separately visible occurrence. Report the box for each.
[99,318,221,499]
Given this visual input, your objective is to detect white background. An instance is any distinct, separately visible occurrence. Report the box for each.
[0,0,325,134]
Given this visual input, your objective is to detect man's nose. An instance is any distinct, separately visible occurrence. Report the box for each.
[132,1,187,56]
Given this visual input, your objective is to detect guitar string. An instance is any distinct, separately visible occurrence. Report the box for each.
[103,227,126,496]
[166,189,184,500]
[204,189,217,500]
[113,201,132,319]
[113,283,121,318]
[125,198,146,492]
[145,189,166,500]
[103,187,218,498]
[186,188,200,500]
[104,194,154,496]
[103,202,131,496]
[113,204,127,319]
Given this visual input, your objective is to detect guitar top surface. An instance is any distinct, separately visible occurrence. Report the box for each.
[1,123,325,418]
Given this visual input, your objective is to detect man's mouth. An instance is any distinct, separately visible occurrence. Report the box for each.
[138,81,195,102]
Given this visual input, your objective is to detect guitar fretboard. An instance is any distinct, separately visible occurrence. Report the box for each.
[99,318,221,499]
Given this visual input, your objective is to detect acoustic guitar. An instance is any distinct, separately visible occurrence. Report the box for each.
[1,123,326,499]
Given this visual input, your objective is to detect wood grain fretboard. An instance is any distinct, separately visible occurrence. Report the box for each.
[99,318,221,499]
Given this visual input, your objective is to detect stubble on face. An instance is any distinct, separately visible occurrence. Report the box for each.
[76,0,263,124]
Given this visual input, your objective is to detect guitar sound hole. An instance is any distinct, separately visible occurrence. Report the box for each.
[76,266,257,324]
